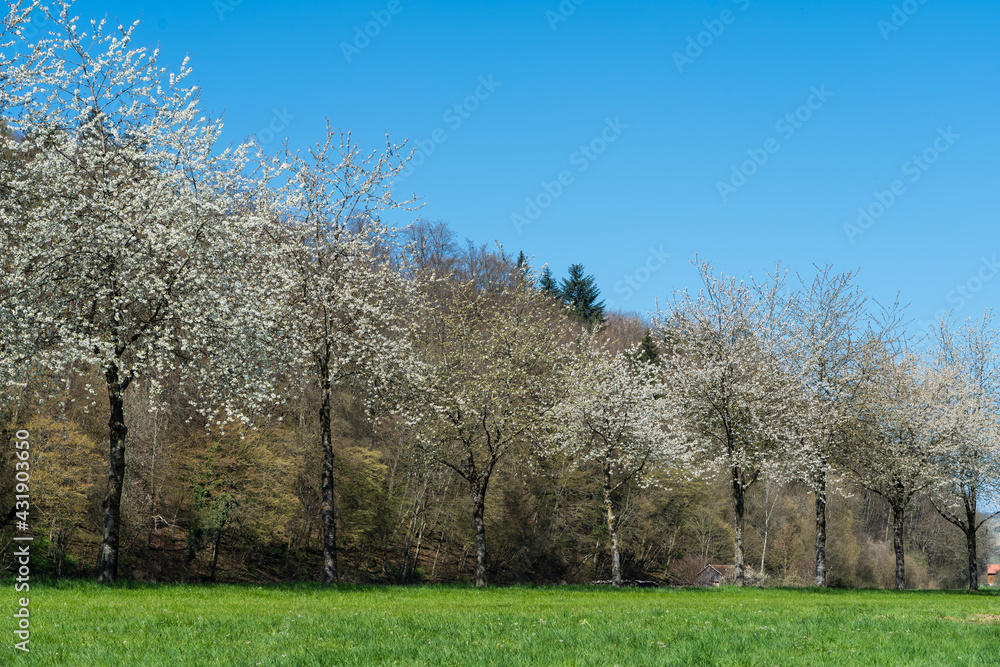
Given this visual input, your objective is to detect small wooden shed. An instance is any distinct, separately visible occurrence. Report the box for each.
[696,564,729,586]
[988,564,1000,586]
[695,564,757,587]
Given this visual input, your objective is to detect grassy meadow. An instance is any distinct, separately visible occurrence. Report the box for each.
[4,582,1000,665]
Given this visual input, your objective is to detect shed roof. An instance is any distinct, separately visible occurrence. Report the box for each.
[988,564,1000,575]
[697,564,756,577]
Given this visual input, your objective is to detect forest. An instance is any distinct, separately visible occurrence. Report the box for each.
[2,1,999,595]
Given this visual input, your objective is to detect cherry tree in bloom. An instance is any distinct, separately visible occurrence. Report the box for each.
[928,311,1000,592]
[264,126,421,585]
[548,333,690,587]
[783,266,866,586]
[0,1,37,95]
[0,4,272,582]
[407,268,570,587]
[0,0,46,395]
[653,260,810,586]
[841,339,958,590]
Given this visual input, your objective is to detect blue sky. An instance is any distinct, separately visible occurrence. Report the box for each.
[39,0,1000,336]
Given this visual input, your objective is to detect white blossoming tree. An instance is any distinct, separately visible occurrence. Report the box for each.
[408,270,570,587]
[928,311,1000,592]
[0,4,272,582]
[264,126,420,585]
[784,266,866,586]
[549,334,689,586]
[841,340,955,590]
[0,0,46,396]
[654,261,809,586]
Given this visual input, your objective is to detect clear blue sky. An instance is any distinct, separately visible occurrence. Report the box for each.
[44,0,1000,335]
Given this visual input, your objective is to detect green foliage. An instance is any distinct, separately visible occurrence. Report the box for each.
[560,263,605,325]
[19,415,97,576]
[186,444,239,569]
[335,444,392,571]
[538,266,560,297]
[624,329,661,368]
[637,330,660,365]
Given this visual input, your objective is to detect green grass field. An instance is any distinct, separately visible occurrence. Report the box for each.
[5,581,1000,665]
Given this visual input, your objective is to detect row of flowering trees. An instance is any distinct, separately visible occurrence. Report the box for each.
[0,3,420,583]
[650,263,1000,591]
[2,3,998,590]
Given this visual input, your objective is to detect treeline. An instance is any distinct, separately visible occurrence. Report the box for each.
[1,3,999,591]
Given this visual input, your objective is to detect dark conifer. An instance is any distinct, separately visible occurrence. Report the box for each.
[560,263,605,325]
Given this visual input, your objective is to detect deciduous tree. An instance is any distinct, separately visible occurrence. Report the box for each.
[408,268,569,586]
[654,261,806,585]
[928,312,1000,591]
[265,126,419,584]
[0,7,269,582]
[785,266,865,586]
[549,334,688,586]
[842,341,954,590]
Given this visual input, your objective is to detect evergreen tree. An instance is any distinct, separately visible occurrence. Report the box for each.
[539,266,560,298]
[638,329,660,365]
[515,251,532,287]
[560,263,605,325]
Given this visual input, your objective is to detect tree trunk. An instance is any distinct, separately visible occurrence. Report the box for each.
[891,504,905,590]
[471,484,488,587]
[319,375,338,585]
[815,471,827,587]
[399,540,412,584]
[760,522,768,576]
[400,491,427,584]
[51,523,65,577]
[210,528,222,581]
[412,521,425,582]
[97,364,129,584]
[431,534,443,581]
[603,464,622,587]
[400,526,413,584]
[731,466,746,586]
[965,503,978,592]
